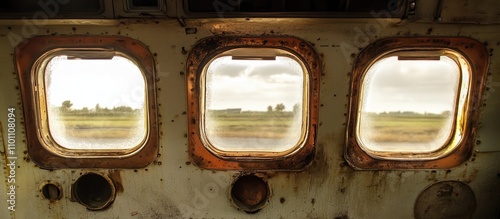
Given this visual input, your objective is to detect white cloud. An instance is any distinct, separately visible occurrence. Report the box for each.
[205,56,304,111]
[362,56,460,114]
[46,56,146,110]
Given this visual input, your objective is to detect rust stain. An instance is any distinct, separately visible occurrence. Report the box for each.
[231,174,270,213]
[461,168,480,183]
[107,169,124,194]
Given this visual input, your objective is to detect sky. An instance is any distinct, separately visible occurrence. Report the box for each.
[361,56,460,114]
[45,55,146,110]
[45,54,461,114]
[205,56,304,112]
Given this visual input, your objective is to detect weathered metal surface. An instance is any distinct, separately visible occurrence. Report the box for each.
[438,0,500,24]
[0,3,497,219]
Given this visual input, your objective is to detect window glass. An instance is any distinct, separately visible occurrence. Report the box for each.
[203,55,305,153]
[45,55,147,150]
[358,56,460,153]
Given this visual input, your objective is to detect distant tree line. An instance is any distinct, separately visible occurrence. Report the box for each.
[56,100,140,116]
[267,103,300,113]
[368,110,451,117]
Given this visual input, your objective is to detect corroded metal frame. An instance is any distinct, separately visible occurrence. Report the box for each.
[15,36,158,169]
[186,36,321,170]
[346,37,489,169]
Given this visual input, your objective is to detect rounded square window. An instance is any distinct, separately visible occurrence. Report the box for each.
[44,54,147,150]
[187,37,320,170]
[15,36,158,168]
[201,49,307,155]
[346,37,489,169]
[358,55,462,154]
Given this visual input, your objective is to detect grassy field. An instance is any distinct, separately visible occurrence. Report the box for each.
[52,114,143,139]
[207,112,450,143]
[51,111,450,144]
[205,112,298,139]
[361,113,449,143]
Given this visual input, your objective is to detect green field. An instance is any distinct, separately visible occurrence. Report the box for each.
[361,113,449,143]
[205,111,298,138]
[53,114,143,139]
[52,111,449,143]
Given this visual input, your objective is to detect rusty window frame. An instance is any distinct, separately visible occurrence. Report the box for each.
[345,37,489,169]
[15,36,158,169]
[187,36,320,170]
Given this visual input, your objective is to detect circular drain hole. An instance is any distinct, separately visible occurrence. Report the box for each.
[40,181,62,201]
[230,174,270,213]
[73,173,115,210]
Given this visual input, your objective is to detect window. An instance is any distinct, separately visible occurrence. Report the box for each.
[187,37,320,170]
[185,0,407,18]
[359,55,461,154]
[126,0,162,11]
[346,37,489,169]
[16,36,158,168]
[117,0,167,18]
[202,49,307,156]
[45,54,147,150]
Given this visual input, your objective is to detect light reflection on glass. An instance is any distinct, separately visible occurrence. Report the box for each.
[358,56,460,153]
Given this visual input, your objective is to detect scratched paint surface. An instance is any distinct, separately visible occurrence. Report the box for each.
[0,9,499,219]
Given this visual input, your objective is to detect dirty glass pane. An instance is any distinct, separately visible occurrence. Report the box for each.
[45,55,147,150]
[204,56,305,152]
[358,56,460,153]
